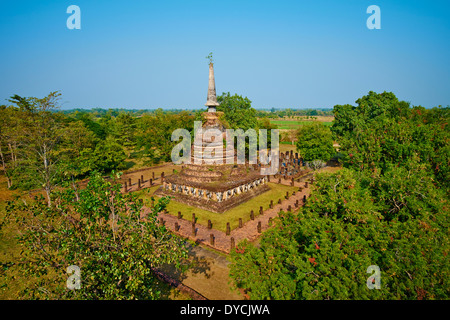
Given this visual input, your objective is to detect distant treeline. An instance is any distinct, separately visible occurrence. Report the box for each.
[60,107,334,118]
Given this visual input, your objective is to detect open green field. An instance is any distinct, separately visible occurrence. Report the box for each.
[270,119,333,130]
[139,182,298,232]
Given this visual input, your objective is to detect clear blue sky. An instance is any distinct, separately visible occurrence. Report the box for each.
[1,0,449,109]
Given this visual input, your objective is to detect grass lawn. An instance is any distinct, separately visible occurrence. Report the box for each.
[270,119,333,129]
[139,182,298,232]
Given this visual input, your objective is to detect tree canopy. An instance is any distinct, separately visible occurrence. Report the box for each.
[229,91,449,300]
[4,172,188,299]
[296,122,335,162]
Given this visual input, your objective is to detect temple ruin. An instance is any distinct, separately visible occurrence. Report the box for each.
[155,62,270,213]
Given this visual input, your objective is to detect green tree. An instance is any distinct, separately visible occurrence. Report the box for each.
[82,138,127,173]
[135,111,194,165]
[229,168,449,300]
[8,92,66,206]
[5,172,188,299]
[217,92,257,130]
[296,122,335,162]
[332,91,449,190]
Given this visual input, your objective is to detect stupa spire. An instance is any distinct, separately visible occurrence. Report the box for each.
[205,62,219,112]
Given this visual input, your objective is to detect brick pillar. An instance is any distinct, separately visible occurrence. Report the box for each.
[226,222,231,236]
[257,221,262,233]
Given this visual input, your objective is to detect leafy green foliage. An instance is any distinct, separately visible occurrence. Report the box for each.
[81,138,127,173]
[230,169,449,300]
[217,92,257,131]
[295,122,335,162]
[135,110,195,165]
[332,91,449,191]
[230,91,449,300]
[4,172,188,299]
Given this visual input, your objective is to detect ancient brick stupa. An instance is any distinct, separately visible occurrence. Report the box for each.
[156,62,269,213]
